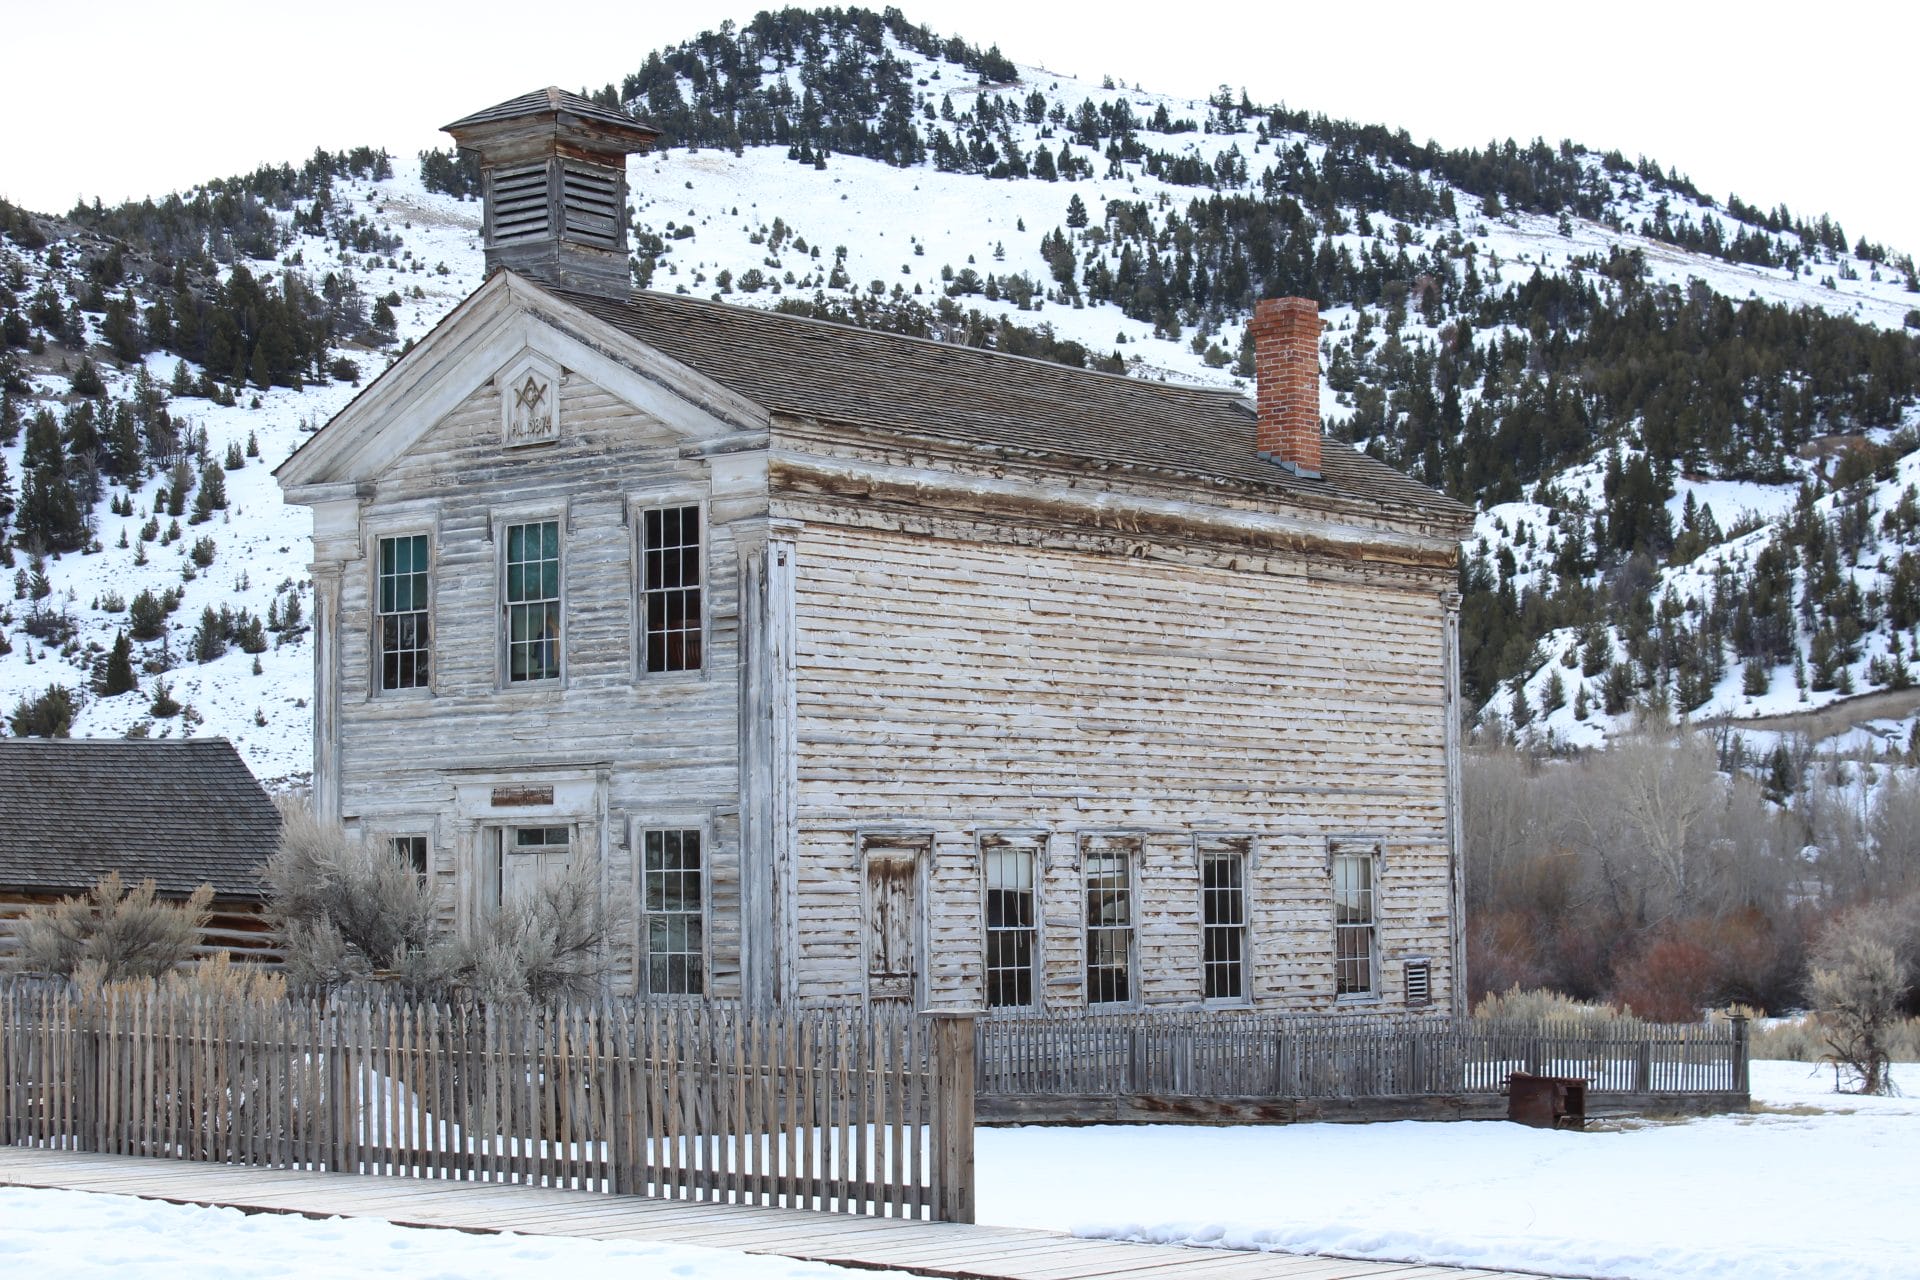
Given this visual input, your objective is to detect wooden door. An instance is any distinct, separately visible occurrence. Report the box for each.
[863,842,923,1008]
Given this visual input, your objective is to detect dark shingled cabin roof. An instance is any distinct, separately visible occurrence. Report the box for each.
[0,739,278,899]
[443,87,660,140]
[552,287,1474,530]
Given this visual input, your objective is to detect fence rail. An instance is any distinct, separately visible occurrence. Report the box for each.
[977,1008,1749,1115]
[0,981,974,1222]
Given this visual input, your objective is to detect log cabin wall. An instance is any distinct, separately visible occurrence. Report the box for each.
[773,431,1460,1016]
[322,369,756,996]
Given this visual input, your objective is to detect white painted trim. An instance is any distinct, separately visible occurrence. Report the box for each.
[279,273,769,496]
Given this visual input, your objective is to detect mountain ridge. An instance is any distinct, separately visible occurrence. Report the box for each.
[1,6,1917,798]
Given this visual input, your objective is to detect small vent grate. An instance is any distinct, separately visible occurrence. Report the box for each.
[562,163,621,249]
[490,163,551,245]
[1405,958,1432,1007]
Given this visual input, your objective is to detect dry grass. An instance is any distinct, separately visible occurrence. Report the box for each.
[1749,1014,1920,1063]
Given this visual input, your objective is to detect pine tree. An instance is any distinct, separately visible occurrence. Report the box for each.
[101,630,137,695]
[1065,193,1089,229]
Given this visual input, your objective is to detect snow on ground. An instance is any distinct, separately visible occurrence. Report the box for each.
[0,1061,1912,1279]
[0,1185,916,1280]
[977,1060,1920,1280]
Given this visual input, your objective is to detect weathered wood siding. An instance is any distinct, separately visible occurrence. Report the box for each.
[323,370,753,994]
[784,516,1457,1013]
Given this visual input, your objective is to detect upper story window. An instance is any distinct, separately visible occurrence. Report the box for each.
[640,505,703,673]
[1083,835,1136,1005]
[504,520,561,683]
[377,534,431,690]
[1333,845,1378,998]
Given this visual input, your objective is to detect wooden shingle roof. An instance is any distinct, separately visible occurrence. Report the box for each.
[0,739,279,900]
[555,287,1473,531]
[443,87,660,141]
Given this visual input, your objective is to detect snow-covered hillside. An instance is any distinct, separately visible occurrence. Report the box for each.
[4,20,1919,785]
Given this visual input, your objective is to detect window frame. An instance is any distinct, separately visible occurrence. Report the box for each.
[389,832,431,886]
[1196,835,1253,1006]
[372,531,434,694]
[1330,839,1382,1002]
[634,499,708,678]
[493,505,568,689]
[633,817,711,998]
[978,831,1045,1010]
[1080,833,1139,1007]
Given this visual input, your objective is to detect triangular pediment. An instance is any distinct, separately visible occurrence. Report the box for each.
[276,272,769,497]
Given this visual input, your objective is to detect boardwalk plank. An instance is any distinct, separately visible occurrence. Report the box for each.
[0,1147,1558,1280]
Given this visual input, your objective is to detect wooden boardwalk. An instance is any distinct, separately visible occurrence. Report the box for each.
[0,1147,1547,1280]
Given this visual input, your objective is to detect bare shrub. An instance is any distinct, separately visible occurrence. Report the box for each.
[1807,903,1911,1093]
[439,859,627,1005]
[262,804,623,1002]
[9,873,212,981]
[1609,932,1718,1022]
[1472,986,1632,1023]
[260,802,439,988]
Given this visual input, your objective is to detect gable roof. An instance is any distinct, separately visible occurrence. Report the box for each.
[553,287,1473,531]
[0,739,279,899]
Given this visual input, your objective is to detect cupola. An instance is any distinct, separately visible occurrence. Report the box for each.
[443,87,660,299]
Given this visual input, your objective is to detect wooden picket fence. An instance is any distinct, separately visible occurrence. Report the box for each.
[977,1007,1749,1120]
[0,979,975,1222]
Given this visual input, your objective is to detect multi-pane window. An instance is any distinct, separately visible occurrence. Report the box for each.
[496,825,571,910]
[1083,837,1135,1004]
[391,834,429,885]
[1333,847,1377,997]
[1201,849,1248,1001]
[642,828,703,995]
[504,520,561,682]
[641,506,702,673]
[983,840,1037,1008]
[377,534,430,690]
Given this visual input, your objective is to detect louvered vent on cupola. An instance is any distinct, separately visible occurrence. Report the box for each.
[488,163,553,245]
[443,87,660,300]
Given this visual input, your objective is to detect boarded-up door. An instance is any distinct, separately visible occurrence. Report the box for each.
[863,839,925,1008]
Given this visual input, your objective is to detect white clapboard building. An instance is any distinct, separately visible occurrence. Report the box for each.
[277,89,1476,1016]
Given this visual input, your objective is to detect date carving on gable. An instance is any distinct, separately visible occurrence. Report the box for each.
[496,354,562,447]
[508,370,555,443]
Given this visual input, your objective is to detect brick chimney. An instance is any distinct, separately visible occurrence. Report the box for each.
[444,88,660,300]
[1249,297,1323,478]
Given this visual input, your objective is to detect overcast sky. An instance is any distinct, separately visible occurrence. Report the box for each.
[3,0,1914,254]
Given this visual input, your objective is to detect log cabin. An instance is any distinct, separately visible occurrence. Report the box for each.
[0,738,281,964]
[276,89,1477,1017]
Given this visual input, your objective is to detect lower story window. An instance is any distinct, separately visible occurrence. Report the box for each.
[1333,845,1378,997]
[983,838,1037,1008]
[391,834,429,885]
[1201,846,1247,1001]
[642,827,704,995]
[1083,836,1136,1004]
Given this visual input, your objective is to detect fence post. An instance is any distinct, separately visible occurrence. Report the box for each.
[928,1011,976,1224]
[1730,1014,1750,1097]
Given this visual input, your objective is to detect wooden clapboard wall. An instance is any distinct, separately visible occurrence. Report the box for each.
[321,371,754,997]
[776,436,1460,1015]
